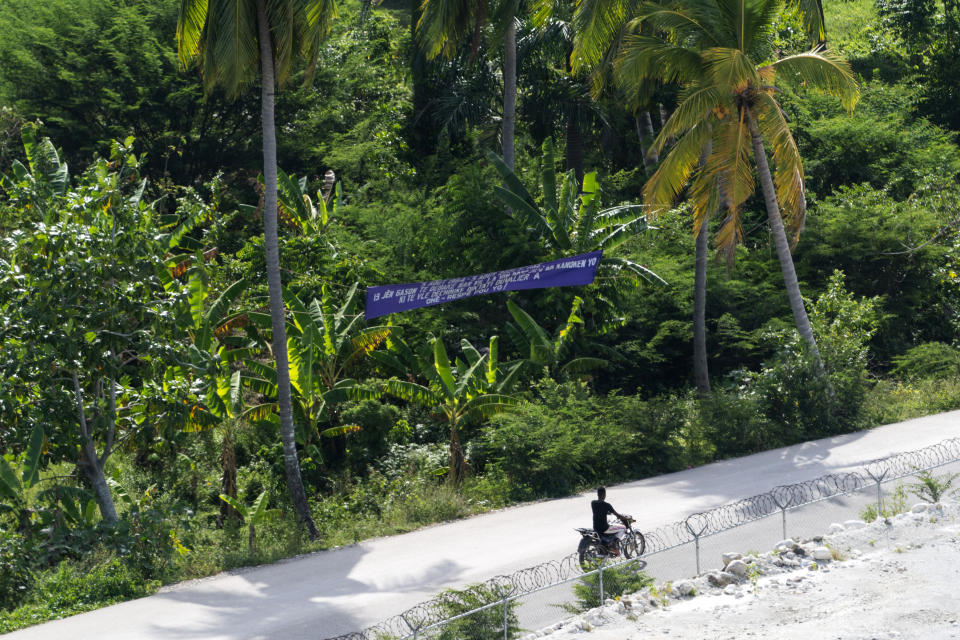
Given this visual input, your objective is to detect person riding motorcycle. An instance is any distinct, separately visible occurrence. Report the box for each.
[591,486,630,555]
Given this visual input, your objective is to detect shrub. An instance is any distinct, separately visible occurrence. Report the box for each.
[473,382,691,500]
[0,556,158,633]
[740,272,879,440]
[0,531,36,611]
[863,377,960,425]
[431,583,519,640]
[564,562,653,613]
[697,389,775,458]
[909,469,959,503]
[891,342,960,380]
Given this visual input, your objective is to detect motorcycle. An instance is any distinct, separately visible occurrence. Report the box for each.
[575,515,646,570]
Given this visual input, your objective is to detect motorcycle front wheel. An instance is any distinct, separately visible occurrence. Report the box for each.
[577,538,604,571]
[622,531,646,558]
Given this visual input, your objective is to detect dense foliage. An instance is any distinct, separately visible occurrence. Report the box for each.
[2,0,960,631]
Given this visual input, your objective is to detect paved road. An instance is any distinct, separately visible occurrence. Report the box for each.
[6,410,959,640]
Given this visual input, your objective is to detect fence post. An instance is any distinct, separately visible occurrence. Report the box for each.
[866,468,889,516]
[771,494,789,540]
[493,582,514,640]
[684,516,709,575]
[598,557,605,603]
[401,613,420,640]
[502,590,510,640]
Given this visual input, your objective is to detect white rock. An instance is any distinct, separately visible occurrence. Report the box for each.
[812,547,833,562]
[722,552,742,566]
[723,584,738,595]
[707,571,739,587]
[843,519,867,530]
[775,538,798,550]
[726,559,749,577]
[674,579,696,596]
[828,523,845,534]
[911,503,929,513]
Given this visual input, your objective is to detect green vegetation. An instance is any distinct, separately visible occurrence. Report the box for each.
[563,562,654,613]
[2,0,960,632]
[909,469,960,504]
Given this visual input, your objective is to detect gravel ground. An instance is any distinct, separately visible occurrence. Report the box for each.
[527,500,960,640]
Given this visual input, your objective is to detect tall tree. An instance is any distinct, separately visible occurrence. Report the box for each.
[0,130,203,524]
[618,0,856,371]
[417,0,520,168]
[572,0,827,393]
[176,0,338,539]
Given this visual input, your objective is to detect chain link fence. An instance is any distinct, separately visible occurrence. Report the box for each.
[324,437,960,640]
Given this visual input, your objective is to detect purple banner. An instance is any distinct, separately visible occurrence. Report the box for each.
[365,250,603,320]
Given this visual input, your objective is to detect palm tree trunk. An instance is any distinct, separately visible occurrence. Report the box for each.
[693,208,711,395]
[658,103,675,147]
[502,19,517,170]
[218,424,239,527]
[636,111,658,174]
[449,425,466,486]
[745,107,824,372]
[256,0,320,540]
[409,0,437,158]
[565,109,584,187]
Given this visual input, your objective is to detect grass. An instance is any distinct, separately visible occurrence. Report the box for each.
[0,555,160,634]
[862,378,960,427]
[823,0,880,54]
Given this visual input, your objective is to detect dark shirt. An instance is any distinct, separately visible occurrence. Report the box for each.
[591,499,615,533]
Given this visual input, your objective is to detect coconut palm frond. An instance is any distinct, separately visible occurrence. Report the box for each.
[632,6,720,46]
[784,0,826,44]
[207,0,260,98]
[767,49,859,112]
[702,47,760,93]
[571,0,633,73]
[657,84,726,144]
[754,91,806,242]
[710,107,755,216]
[643,123,711,213]
[176,0,209,65]
[417,0,475,60]
[615,35,706,89]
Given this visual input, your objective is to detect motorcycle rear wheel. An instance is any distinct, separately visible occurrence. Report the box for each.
[578,538,604,571]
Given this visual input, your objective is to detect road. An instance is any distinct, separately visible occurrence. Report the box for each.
[5,410,958,640]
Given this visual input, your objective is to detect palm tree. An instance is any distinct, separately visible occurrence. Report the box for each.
[417,0,520,168]
[614,0,855,372]
[572,0,829,391]
[176,0,338,539]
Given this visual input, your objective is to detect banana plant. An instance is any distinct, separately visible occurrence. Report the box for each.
[239,168,339,237]
[218,490,278,553]
[161,270,252,525]
[161,273,253,431]
[277,169,339,235]
[0,425,45,530]
[0,122,69,222]
[242,283,390,460]
[488,138,666,330]
[505,296,609,379]
[383,336,521,486]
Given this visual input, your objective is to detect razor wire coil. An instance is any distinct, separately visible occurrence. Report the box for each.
[324,436,960,640]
